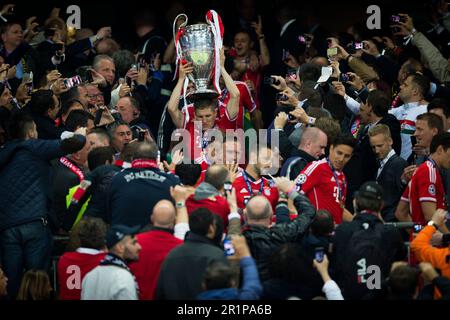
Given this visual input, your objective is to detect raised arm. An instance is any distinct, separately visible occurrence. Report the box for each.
[167,62,193,129]
[220,49,240,120]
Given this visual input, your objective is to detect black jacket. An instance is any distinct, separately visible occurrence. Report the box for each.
[280,149,316,181]
[376,154,407,221]
[243,191,316,281]
[156,232,227,300]
[0,135,86,232]
[49,157,87,232]
[332,213,407,299]
[344,114,401,208]
[108,166,180,228]
[31,113,64,140]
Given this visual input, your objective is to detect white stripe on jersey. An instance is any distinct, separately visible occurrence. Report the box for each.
[426,161,436,183]
[305,159,327,176]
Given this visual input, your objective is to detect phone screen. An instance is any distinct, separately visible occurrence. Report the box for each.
[327,47,338,57]
[223,237,235,256]
[315,247,324,262]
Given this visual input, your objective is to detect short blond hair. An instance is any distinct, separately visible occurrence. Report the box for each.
[368,124,392,140]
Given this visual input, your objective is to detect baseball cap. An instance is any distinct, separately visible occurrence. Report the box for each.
[105,224,141,249]
[356,181,383,201]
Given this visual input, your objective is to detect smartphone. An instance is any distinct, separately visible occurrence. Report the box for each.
[131,63,139,72]
[125,76,132,87]
[263,77,279,85]
[94,108,104,126]
[413,224,423,233]
[276,93,289,101]
[327,47,338,57]
[340,73,351,82]
[286,71,298,81]
[63,75,82,89]
[23,72,33,95]
[223,237,235,256]
[138,130,145,142]
[390,15,405,24]
[224,181,232,197]
[315,247,325,262]
[86,69,94,83]
[353,42,364,50]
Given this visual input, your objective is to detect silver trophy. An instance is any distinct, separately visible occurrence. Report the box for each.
[177,21,218,97]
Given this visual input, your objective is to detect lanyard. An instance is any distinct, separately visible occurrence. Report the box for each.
[60,157,84,182]
[327,158,346,208]
[242,171,264,196]
[131,159,159,169]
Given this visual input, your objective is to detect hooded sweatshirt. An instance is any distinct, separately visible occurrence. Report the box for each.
[186,182,230,227]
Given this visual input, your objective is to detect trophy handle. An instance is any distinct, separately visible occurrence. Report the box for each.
[173,13,188,39]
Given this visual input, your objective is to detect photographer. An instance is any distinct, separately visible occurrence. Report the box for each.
[332,182,407,300]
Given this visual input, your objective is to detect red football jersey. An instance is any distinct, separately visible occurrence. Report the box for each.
[218,81,257,129]
[295,159,347,225]
[182,104,236,160]
[186,195,231,228]
[401,160,447,225]
[233,171,279,212]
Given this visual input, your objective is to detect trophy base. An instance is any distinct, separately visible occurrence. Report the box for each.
[187,89,220,100]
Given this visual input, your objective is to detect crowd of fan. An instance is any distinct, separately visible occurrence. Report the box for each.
[0,0,450,300]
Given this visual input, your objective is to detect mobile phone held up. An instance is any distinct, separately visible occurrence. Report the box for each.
[353,42,364,50]
[263,77,280,86]
[138,130,146,142]
[315,247,325,263]
[390,15,406,24]
[340,73,352,82]
[223,236,235,257]
[276,93,289,102]
[327,47,338,58]
[64,75,82,89]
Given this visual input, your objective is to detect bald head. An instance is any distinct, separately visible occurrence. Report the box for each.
[245,196,273,225]
[205,165,229,191]
[132,141,158,160]
[151,200,176,228]
[299,127,327,159]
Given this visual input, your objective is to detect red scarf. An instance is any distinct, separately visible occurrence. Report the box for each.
[60,157,84,182]
[131,159,159,169]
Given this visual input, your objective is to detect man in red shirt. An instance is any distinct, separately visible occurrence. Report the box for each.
[396,133,450,228]
[57,217,106,300]
[186,165,232,228]
[218,80,256,130]
[129,199,184,300]
[295,135,356,225]
[168,49,240,162]
[233,146,279,213]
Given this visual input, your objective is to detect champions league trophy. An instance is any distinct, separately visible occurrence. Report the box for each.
[173,11,224,98]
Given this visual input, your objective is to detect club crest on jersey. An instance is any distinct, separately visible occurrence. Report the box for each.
[264,188,271,196]
[428,184,436,196]
[296,174,307,185]
[240,188,248,194]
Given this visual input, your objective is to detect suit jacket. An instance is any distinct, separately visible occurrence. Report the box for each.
[344,114,401,208]
[376,154,407,221]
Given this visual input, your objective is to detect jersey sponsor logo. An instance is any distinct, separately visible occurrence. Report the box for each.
[428,184,436,196]
[296,174,307,185]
